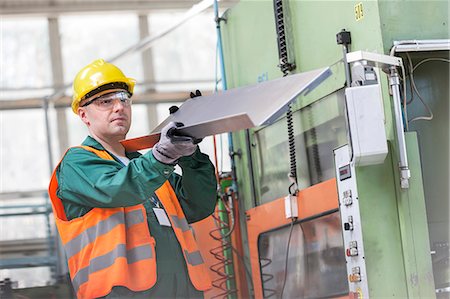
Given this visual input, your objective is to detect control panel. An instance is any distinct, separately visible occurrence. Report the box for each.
[334,145,369,298]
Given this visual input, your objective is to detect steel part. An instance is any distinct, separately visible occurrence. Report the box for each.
[334,145,369,298]
[121,67,331,151]
[388,67,411,188]
[347,51,402,70]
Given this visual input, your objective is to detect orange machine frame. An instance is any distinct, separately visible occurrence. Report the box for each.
[191,197,250,299]
[246,178,348,299]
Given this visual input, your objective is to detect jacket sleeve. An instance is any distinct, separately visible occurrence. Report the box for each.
[169,148,217,223]
[56,147,175,208]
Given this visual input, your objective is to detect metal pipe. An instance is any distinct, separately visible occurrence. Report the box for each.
[391,39,450,55]
[213,0,237,206]
[214,2,241,298]
[394,43,450,52]
[341,50,355,162]
[214,0,240,196]
[393,39,450,45]
[43,97,54,175]
[214,0,227,91]
[337,29,354,163]
[388,66,411,189]
[0,204,50,210]
[0,211,50,217]
[342,44,352,87]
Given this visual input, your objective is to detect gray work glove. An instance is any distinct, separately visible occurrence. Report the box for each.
[152,122,198,165]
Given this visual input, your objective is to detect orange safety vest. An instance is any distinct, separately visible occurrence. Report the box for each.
[48,146,212,299]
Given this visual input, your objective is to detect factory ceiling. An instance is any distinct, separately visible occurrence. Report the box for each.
[0,0,236,16]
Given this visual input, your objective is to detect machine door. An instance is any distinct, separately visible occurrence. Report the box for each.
[246,179,348,299]
[245,89,349,298]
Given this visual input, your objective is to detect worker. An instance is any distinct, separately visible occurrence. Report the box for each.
[48,59,217,298]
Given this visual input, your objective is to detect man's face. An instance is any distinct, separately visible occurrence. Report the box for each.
[77,90,132,141]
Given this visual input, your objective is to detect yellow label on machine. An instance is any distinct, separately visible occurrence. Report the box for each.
[355,2,364,21]
[356,287,363,298]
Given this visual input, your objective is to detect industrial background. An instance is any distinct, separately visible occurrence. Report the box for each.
[0,0,449,298]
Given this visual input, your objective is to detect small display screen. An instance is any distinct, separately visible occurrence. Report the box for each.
[339,165,351,181]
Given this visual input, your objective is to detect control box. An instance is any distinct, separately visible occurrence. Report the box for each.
[345,84,388,166]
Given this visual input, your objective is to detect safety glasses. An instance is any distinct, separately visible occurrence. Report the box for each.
[81,91,132,110]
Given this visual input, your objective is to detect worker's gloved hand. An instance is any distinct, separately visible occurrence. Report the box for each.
[190,89,202,98]
[152,122,198,165]
[167,90,201,116]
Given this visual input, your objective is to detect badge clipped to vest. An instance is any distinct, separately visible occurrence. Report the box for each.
[150,196,171,227]
[153,208,171,227]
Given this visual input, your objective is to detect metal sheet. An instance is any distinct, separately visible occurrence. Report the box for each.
[121,67,331,151]
[121,113,253,152]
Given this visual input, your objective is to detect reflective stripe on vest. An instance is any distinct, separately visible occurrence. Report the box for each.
[155,181,212,291]
[48,146,157,299]
[72,243,153,291]
[64,209,144,258]
[171,215,190,232]
[184,249,204,266]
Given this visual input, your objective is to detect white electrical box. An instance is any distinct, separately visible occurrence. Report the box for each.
[345,84,388,166]
[284,194,298,219]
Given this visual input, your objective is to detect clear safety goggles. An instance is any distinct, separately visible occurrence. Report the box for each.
[81,91,132,110]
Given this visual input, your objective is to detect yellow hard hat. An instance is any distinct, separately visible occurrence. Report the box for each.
[71,59,136,113]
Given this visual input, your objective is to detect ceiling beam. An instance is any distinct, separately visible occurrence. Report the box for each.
[0,0,236,16]
[0,90,213,111]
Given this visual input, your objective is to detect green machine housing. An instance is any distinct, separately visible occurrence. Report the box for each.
[219,0,449,297]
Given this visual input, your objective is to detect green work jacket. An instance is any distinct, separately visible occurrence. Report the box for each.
[56,136,217,298]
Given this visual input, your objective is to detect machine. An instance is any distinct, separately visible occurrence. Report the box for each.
[190,1,449,298]
[4,1,447,298]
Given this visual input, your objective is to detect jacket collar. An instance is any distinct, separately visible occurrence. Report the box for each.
[81,136,140,159]
[82,136,105,151]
